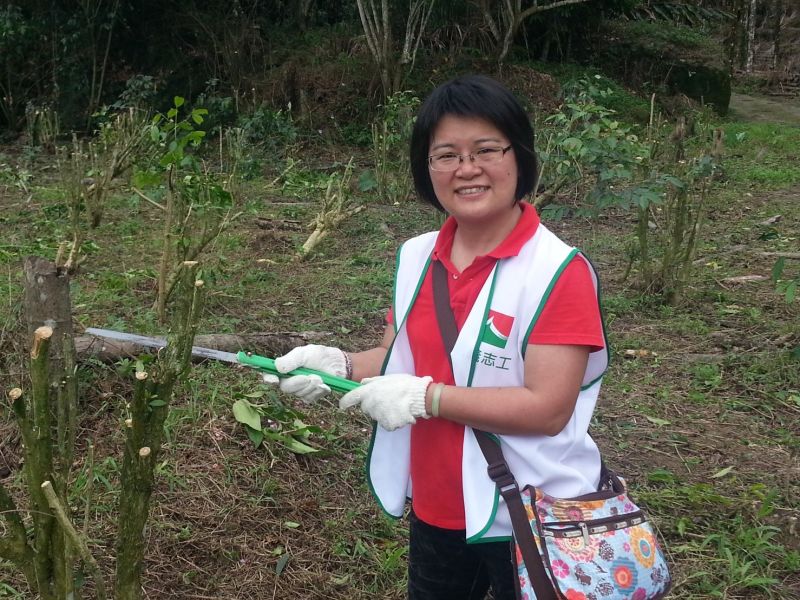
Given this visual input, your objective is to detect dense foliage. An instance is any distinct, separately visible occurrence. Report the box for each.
[0,0,754,134]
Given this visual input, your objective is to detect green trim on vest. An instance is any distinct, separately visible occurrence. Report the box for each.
[520,248,579,359]
[364,426,401,520]
[468,535,513,545]
[391,246,402,334]
[389,245,431,335]
[381,251,433,376]
[580,252,611,391]
[367,250,434,518]
[466,485,501,543]
[466,431,502,543]
[466,264,500,387]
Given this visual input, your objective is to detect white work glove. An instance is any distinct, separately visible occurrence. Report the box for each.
[339,374,432,431]
[261,344,348,404]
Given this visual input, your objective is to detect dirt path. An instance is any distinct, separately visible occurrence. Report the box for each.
[729,91,800,124]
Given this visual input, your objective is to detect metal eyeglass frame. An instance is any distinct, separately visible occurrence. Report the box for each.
[428,145,513,172]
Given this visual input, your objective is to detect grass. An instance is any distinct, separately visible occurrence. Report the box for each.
[1,71,799,599]
[722,122,800,190]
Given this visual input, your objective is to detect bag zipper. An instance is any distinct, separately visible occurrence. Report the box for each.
[539,510,645,539]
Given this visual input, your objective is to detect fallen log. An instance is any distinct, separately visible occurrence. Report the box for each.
[75,331,333,363]
[760,252,800,260]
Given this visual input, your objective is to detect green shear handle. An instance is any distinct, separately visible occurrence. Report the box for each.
[236,351,360,393]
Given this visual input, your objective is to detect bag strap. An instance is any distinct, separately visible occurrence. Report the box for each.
[430,259,459,373]
[431,260,558,600]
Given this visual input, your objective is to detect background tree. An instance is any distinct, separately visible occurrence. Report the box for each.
[477,0,594,65]
[356,0,436,97]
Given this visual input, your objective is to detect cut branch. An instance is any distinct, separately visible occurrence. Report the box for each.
[41,481,107,600]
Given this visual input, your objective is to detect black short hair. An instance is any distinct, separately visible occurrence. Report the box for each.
[409,74,538,212]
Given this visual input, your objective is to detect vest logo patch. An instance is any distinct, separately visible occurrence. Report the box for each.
[482,310,514,349]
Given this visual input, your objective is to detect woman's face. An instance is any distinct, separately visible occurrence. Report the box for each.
[428,114,518,226]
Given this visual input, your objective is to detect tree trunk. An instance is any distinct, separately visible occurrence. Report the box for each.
[772,0,783,70]
[23,257,74,387]
[746,0,759,72]
[21,259,77,599]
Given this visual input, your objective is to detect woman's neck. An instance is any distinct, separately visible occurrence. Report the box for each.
[450,203,522,271]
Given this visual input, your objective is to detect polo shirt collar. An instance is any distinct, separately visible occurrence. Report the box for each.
[432,201,540,264]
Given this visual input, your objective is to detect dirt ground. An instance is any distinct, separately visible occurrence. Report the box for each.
[1,85,799,598]
[729,92,800,124]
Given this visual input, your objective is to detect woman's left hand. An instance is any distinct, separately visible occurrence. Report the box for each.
[339,374,432,431]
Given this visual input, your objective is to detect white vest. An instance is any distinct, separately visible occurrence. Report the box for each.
[366,224,609,541]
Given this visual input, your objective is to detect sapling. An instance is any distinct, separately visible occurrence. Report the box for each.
[55,109,154,271]
[144,99,242,322]
[115,262,206,600]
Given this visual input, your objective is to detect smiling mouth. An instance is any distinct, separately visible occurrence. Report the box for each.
[456,186,489,195]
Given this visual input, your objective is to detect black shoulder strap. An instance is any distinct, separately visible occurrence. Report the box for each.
[430,260,557,600]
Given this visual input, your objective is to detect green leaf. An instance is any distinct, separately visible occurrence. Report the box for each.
[174,96,185,108]
[149,399,167,408]
[772,257,786,282]
[245,426,264,447]
[132,168,162,190]
[664,175,685,189]
[358,169,378,192]
[275,553,290,576]
[232,399,262,430]
[190,108,207,124]
[282,437,319,454]
[283,521,300,529]
[167,107,178,119]
[645,415,670,427]
[711,465,734,479]
[785,280,797,303]
[647,469,676,484]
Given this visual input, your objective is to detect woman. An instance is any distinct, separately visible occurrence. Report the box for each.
[267,75,608,599]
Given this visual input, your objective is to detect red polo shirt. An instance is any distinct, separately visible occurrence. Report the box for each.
[390,202,604,529]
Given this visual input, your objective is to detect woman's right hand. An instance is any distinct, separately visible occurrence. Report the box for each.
[262,344,348,403]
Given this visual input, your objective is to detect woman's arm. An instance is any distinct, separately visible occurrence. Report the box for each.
[347,326,395,382]
[426,343,590,436]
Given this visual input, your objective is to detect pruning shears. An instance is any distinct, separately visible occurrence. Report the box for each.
[84,328,359,393]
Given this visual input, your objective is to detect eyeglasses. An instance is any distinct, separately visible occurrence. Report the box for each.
[428,145,513,172]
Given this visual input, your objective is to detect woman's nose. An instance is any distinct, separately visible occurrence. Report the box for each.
[455,155,481,176]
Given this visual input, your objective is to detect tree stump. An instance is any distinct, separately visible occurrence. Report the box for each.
[23,257,74,386]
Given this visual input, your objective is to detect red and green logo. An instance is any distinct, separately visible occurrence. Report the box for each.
[481,310,514,349]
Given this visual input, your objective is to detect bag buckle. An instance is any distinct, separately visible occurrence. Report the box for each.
[487,461,517,492]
